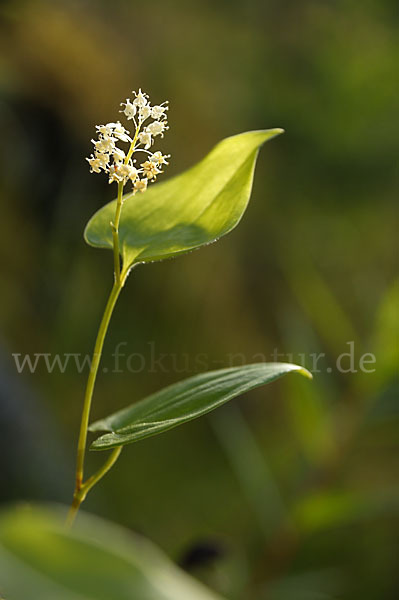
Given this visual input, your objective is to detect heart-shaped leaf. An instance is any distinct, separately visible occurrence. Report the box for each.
[84,129,283,269]
[0,505,224,600]
[89,363,312,450]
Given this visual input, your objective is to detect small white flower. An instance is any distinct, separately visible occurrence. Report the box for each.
[150,151,170,166]
[141,160,161,180]
[121,99,136,120]
[139,131,153,149]
[95,152,109,169]
[139,105,152,121]
[108,164,123,184]
[133,178,148,194]
[113,148,126,163]
[96,124,114,136]
[133,88,148,107]
[128,167,139,182]
[86,155,103,173]
[151,105,168,119]
[147,120,167,137]
[112,121,131,142]
[92,135,116,153]
[117,163,138,183]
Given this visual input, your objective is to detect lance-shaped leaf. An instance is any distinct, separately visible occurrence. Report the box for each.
[84,129,283,268]
[0,505,224,600]
[89,363,312,450]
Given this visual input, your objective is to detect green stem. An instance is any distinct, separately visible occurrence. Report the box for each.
[81,445,123,497]
[69,181,129,526]
[125,123,140,164]
[111,182,124,284]
[67,446,123,528]
[74,280,122,490]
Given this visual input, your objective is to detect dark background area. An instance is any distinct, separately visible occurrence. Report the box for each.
[0,1,398,598]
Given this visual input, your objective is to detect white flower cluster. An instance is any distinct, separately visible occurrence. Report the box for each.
[86,89,170,194]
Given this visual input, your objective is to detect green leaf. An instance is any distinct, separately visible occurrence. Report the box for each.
[89,363,312,450]
[84,129,283,269]
[0,505,225,600]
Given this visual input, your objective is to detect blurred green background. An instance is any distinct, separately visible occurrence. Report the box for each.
[0,0,398,598]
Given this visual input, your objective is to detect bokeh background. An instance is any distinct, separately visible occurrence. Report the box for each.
[0,0,398,598]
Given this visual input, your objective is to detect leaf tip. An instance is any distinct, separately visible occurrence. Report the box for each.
[297,367,313,380]
[255,128,284,145]
[270,127,285,137]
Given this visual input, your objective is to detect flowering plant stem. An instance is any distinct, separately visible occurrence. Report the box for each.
[67,183,127,527]
[68,90,170,526]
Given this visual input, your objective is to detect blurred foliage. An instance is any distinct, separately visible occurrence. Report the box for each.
[0,505,225,599]
[0,0,398,599]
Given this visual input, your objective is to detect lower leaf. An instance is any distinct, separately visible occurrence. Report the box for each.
[89,363,312,450]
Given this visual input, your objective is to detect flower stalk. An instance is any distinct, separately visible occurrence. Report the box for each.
[111,182,124,284]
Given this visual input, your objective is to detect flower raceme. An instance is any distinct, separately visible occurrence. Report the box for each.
[86,89,170,195]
